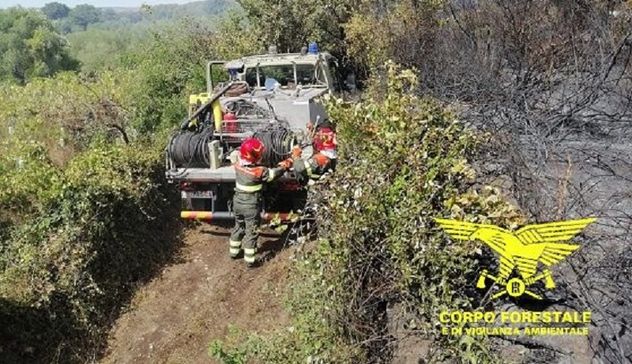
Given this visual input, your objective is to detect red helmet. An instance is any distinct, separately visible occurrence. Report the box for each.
[240,137,265,163]
[313,127,336,152]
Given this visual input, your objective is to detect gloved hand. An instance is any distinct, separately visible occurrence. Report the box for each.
[229,150,240,164]
[278,158,293,170]
[291,145,302,158]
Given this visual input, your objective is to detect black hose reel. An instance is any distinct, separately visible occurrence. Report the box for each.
[167,126,294,168]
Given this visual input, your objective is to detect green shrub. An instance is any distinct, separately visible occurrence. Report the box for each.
[0,139,181,362]
[0,33,191,362]
[120,19,215,133]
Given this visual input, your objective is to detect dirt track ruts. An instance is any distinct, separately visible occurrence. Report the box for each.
[101,224,292,364]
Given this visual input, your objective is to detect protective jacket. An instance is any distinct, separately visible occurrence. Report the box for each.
[234,162,284,195]
[294,150,337,184]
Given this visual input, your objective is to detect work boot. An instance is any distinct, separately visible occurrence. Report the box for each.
[229,240,242,259]
[244,247,256,267]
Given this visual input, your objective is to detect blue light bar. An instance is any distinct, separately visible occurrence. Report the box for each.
[308,41,319,55]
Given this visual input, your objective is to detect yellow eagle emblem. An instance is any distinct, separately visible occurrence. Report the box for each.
[434,217,596,300]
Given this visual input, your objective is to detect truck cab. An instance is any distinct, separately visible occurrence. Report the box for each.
[209,44,338,130]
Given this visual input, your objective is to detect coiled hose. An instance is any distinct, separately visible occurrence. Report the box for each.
[167,127,214,168]
[168,125,294,168]
[254,127,294,167]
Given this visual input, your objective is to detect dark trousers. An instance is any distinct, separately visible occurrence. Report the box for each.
[230,192,261,263]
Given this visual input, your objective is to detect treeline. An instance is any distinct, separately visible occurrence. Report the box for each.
[0,8,79,84]
[40,0,235,33]
[0,1,237,77]
[62,0,232,72]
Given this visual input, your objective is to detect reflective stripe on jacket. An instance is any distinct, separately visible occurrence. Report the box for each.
[234,161,284,193]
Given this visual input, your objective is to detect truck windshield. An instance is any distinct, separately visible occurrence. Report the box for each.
[245,64,326,88]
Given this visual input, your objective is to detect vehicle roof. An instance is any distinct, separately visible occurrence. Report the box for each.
[239,52,334,67]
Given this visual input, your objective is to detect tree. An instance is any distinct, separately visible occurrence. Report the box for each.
[69,4,101,31]
[41,2,70,20]
[236,0,361,83]
[237,0,352,58]
[0,8,79,84]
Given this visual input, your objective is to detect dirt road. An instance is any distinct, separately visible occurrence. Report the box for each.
[101,225,292,364]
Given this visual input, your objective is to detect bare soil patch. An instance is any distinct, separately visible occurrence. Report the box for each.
[101,225,292,364]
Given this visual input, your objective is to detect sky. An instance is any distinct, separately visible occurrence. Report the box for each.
[0,0,195,8]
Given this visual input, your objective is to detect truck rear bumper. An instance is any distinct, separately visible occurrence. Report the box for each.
[166,167,236,183]
[181,211,295,222]
[166,168,298,184]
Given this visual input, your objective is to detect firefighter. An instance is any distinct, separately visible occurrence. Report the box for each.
[229,137,292,267]
[293,125,337,184]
